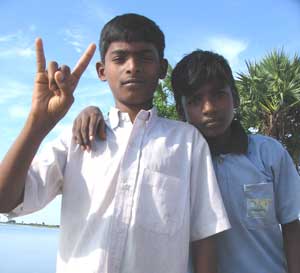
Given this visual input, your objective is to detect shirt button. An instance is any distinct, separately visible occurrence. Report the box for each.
[165,213,171,220]
[217,157,224,164]
[121,176,126,181]
[122,184,130,191]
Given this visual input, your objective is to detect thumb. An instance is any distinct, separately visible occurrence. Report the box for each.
[54,71,74,103]
[54,71,66,89]
[55,71,72,96]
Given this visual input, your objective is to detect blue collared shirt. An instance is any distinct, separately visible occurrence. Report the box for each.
[214,134,300,273]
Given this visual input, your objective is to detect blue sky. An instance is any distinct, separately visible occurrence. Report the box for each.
[0,0,299,224]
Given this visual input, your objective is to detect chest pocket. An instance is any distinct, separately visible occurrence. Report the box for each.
[135,168,187,235]
[243,182,277,228]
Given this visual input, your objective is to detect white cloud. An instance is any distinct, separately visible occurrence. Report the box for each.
[77,85,111,99]
[0,46,34,58]
[0,81,31,104]
[17,47,35,57]
[0,33,17,42]
[84,63,100,80]
[93,7,113,23]
[167,35,248,72]
[8,105,29,118]
[82,0,113,23]
[63,28,85,53]
[0,29,35,59]
[206,36,248,67]
[29,25,37,32]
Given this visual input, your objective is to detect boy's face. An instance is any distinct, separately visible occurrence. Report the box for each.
[97,41,167,110]
[184,82,235,138]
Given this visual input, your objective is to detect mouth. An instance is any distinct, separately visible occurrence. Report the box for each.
[202,118,221,127]
[122,78,145,85]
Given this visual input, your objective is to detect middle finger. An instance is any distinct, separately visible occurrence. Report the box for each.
[48,61,59,92]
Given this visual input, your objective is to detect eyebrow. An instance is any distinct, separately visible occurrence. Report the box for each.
[110,49,156,56]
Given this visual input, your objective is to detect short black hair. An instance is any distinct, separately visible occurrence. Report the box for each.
[99,13,165,62]
[171,50,239,120]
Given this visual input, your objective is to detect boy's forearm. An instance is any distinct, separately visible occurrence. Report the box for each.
[191,235,217,273]
[0,114,50,213]
[282,220,300,273]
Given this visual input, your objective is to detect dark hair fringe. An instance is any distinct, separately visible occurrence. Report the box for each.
[99,13,165,62]
[171,50,240,120]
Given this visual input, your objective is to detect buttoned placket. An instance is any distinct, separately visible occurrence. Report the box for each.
[107,111,149,273]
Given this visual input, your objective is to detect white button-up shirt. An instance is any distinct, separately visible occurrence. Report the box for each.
[11,107,230,273]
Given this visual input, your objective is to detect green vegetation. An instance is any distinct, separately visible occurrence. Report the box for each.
[237,50,300,167]
[153,64,178,120]
[0,220,59,228]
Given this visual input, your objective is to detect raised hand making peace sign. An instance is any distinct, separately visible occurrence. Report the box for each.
[30,38,96,130]
[0,38,96,213]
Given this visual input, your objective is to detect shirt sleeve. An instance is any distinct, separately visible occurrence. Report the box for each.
[189,129,230,241]
[8,129,71,218]
[262,138,300,224]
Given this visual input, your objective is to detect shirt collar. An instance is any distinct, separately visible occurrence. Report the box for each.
[208,120,248,156]
[107,107,122,130]
[107,106,157,130]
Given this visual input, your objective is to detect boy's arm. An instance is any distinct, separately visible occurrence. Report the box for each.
[0,38,96,213]
[189,129,230,273]
[265,139,300,273]
[191,236,217,273]
[282,219,300,273]
[72,106,106,152]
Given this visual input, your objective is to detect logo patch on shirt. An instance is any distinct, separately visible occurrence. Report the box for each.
[246,198,272,218]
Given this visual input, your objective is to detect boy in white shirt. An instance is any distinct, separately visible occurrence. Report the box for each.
[0,14,229,273]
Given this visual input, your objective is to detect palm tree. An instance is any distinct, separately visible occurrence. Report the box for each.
[237,50,300,167]
[153,64,178,120]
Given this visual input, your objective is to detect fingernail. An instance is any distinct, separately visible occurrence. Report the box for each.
[59,74,65,82]
[89,135,94,141]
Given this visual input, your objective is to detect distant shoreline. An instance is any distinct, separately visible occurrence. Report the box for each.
[0,221,59,229]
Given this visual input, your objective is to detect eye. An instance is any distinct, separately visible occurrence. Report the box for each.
[141,53,155,62]
[213,89,227,98]
[112,55,126,63]
[187,95,202,106]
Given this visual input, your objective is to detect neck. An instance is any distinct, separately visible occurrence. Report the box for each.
[206,127,232,155]
[115,100,153,123]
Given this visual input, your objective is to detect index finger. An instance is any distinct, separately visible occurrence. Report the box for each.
[72,43,96,80]
[35,38,46,73]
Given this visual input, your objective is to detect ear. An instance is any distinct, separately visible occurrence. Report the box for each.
[159,58,168,79]
[96,61,106,81]
[233,92,240,109]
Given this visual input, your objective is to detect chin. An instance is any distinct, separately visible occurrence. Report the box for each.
[202,128,226,139]
[122,97,153,107]
[203,132,219,138]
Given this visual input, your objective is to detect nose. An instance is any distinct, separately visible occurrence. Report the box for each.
[125,57,141,75]
[202,96,216,115]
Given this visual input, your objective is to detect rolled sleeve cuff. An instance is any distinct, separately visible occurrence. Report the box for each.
[190,216,231,242]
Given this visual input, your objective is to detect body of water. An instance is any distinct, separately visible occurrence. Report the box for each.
[0,223,59,273]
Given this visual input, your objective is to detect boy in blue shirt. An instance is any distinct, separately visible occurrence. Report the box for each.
[171,50,300,273]
[74,50,300,273]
